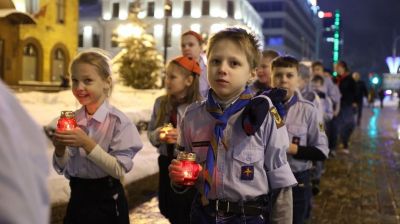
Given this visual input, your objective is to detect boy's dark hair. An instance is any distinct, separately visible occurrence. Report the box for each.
[271,56,299,71]
[312,75,325,85]
[262,49,279,60]
[207,27,261,69]
[311,61,324,69]
[336,60,349,72]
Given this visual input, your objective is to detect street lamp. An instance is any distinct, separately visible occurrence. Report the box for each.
[163,0,172,65]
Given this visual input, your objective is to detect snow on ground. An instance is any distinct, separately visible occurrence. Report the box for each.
[15,84,165,205]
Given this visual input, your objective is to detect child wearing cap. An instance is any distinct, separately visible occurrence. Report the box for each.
[169,28,297,224]
[148,56,202,224]
[181,30,209,99]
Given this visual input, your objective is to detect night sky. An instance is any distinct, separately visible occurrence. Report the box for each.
[318,0,400,75]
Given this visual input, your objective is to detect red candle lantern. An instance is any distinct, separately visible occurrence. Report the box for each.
[57,111,77,131]
[177,151,201,186]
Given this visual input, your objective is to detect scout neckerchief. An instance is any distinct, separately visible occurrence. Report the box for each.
[204,87,253,196]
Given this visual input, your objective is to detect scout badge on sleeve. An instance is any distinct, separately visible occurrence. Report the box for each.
[270,107,284,129]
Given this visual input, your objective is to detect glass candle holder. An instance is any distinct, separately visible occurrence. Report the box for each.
[177,151,200,186]
[159,123,173,142]
[57,111,77,131]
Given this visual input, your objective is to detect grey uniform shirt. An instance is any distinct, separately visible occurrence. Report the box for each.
[284,92,329,173]
[178,95,297,202]
[322,76,341,105]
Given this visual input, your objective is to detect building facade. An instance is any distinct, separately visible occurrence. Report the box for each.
[0,0,78,87]
[79,0,263,60]
[248,0,321,60]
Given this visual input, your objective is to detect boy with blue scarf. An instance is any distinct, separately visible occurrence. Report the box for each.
[168,28,297,224]
[271,56,329,224]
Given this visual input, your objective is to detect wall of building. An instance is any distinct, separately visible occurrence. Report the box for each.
[0,19,21,84]
[249,0,319,60]
[18,0,79,84]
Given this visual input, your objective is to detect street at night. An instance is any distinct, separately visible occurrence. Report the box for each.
[129,105,400,224]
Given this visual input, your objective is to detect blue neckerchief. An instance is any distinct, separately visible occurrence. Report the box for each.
[261,88,287,117]
[204,87,252,196]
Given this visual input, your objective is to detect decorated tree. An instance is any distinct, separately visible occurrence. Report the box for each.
[116,2,163,89]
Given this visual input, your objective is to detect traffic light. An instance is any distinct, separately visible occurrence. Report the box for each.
[371,77,379,85]
[370,73,380,85]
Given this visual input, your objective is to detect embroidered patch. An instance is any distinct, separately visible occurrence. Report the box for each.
[319,122,325,132]
[240,166,254,180]
[292,136,300,145]
[192,141,210,147]
[270,107,284,128]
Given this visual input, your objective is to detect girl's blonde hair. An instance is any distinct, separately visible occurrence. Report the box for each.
[206,27,261,70]
[154,61,201,128]
[69,49,113,94]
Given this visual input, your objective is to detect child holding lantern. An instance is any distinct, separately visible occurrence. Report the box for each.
[52,50,143,224]
[147,56,202,223]
[168,28,297,224]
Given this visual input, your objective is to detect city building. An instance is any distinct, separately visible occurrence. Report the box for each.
[0,0,78,88]
[248,0,321,60]
[79,0,263,61]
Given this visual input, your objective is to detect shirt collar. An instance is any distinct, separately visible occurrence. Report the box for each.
[76,100,110,126]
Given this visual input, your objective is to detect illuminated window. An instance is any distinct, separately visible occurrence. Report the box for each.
[22,44,39,81]
[56,0,65,23]
[112,3,119,18]
[52,48,66,82]
[267,36,283,46]
[23,44,37,56]
[184,1,191,16]
[227,0,234,18]
[147,2,155,17]
[202,0,209,16]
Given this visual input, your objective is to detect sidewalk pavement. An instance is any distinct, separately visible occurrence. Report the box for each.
[129,106,400,224]
[311,107,400,224]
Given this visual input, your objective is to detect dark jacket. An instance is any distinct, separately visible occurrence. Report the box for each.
[339,74,357,107]
[354,80,368,103]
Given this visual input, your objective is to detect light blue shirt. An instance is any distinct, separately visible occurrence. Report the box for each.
[53,100,143,178]
[178,95,297,202]
[284,92,329,173]
[323,76,341,105]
